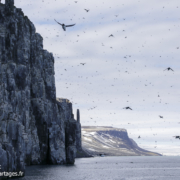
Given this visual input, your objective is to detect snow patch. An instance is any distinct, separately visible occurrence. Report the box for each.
[109,139,116,143]
[88,148,96,151]
[90,132,96,135]
[84,137,92,142]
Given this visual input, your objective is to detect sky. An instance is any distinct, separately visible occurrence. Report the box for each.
[3,0,180,155]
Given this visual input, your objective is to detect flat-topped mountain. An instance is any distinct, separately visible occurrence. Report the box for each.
[82,126,161,156]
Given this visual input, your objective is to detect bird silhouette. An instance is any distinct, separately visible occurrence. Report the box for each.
[80,63,86,65]
[159,115,163,118]
[138,136,141,138]
[123,107,132,110]
[173,136,180,139]
[84,9,89,12]
[164,67,174,71]
[54,19,75,31]
[109,34,114,37]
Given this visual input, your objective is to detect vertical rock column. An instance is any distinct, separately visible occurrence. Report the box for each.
[65,120,77,164]
[56,98,77,164]
[77,109,80,123]
[76,109,82,151]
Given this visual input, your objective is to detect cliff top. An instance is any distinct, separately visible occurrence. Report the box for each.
[82,126,127,132]
[56,98,71,104]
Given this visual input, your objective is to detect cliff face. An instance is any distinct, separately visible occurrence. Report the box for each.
[0,0,82,174]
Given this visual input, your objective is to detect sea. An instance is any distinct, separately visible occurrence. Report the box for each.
[12,156,180,180]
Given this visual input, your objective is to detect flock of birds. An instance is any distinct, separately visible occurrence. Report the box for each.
[53,9,179,143]
[54,14,179,142]
[36,0,180,151]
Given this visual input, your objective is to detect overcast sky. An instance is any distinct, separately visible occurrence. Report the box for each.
[4,0,180,155]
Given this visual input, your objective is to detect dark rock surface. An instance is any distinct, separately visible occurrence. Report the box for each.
[75,109,92,158]
[0,0,84,176]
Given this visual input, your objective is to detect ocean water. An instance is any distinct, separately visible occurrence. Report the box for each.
[13,156,180,180]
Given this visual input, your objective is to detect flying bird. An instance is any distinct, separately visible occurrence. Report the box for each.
[84,9,89,12]
[109,34,114,37]
[164,67,174,71]
[159,115,163,118]
[123,107,132,110]
[173,136,180,139]
[54,19,75,31]
[138,136,141,138]
[80,63,86,65]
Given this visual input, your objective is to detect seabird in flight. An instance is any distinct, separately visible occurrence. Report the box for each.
[80,63,86,65]
[173,136,180,139]
[84,9,89,12]
[123,107,132,110]
[54,19,75,31]
[159,115,163,118]
[164,67,174,71]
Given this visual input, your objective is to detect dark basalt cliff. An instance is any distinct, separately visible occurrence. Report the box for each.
[0,0,84,175]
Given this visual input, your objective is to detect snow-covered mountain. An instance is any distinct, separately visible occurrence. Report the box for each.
[82,126,161,156]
